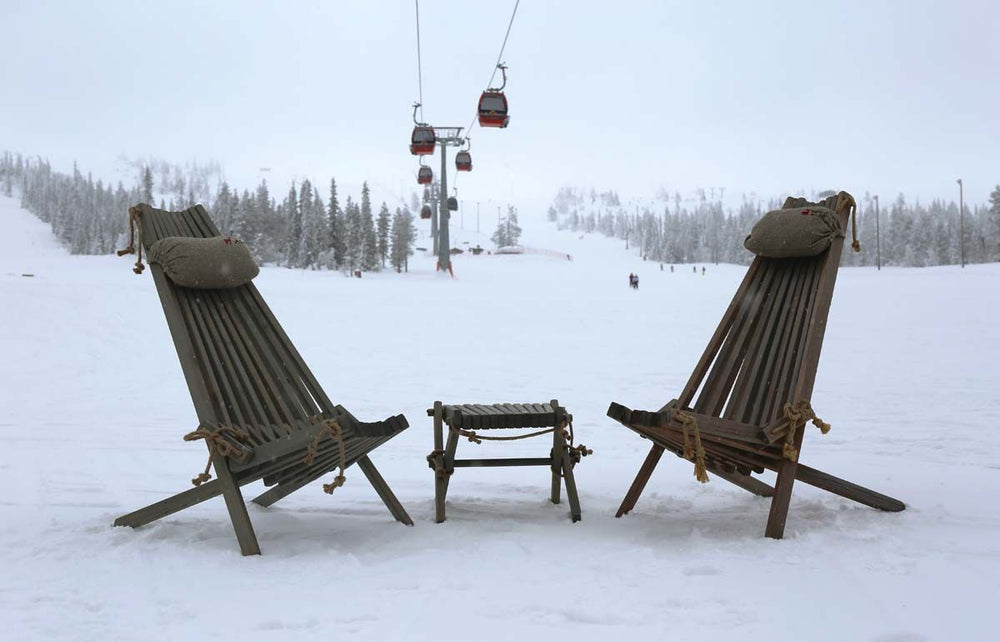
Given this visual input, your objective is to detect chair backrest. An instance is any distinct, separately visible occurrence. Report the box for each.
[675,195,851,427]
[135,203,339,447]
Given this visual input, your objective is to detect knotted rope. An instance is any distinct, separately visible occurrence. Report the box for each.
[116,206,146,274]
[426,449,452,480]
[776,400,831,461]
[303,420,347,494]
[673,410,709,483]
[562,420,593,464]
[182,425,251,486]
[835,191,861,253]
[450,423,558,444]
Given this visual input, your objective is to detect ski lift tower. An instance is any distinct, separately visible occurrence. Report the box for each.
[432,126,464,274]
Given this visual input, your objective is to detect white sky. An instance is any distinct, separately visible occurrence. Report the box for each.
[2,0,998,210]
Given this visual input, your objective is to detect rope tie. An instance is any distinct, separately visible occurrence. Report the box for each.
[426,449,452,479]
[182,425,251,486]
[673,410,709,483]
[562,421,593,464]
[303,420,347,494]
[116,206,146,274]
[449,424,557,444]
[778,400,831,461]
[835,192,861,253]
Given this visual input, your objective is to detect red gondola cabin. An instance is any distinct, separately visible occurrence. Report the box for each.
[477,91,509,128]
[455,151,472,172]
[410,126,436,155]
[417,166,433,185]
[420,205,432,220]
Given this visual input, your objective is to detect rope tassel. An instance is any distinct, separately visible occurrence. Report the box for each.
[673,411,709,483]
[778,400,831,462]
[303,420,348,495]
[116,206,146,274]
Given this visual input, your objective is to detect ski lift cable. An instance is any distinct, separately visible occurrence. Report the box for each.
[463,0,521,138]
[455,0,520,191]
[414,0,425,122]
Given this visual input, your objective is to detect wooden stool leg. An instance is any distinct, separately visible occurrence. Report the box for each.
[550,419,563,505]
[561,450,582,522]
[433,401,447,524]
[616,444,664,518]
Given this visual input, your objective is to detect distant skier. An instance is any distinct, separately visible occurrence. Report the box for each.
[693,266,697,273]
[628,272,635,289]
[631,274,639,290]
[670,265,674,273]
[702,267,706,276]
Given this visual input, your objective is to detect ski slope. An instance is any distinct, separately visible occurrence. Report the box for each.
[1,193,998,642]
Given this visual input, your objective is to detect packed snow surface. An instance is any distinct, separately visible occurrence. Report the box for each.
[1,193,998,641]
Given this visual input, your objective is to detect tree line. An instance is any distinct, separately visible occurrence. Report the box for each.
[550,186,1000,267]
[1,151,420,274]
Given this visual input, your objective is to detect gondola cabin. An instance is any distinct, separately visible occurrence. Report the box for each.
[417,166,433,185]
[477,91,509,128]
[410,126,436,155]
[420,204,432,220]
[455,151,472,172]
[447,197,458,211]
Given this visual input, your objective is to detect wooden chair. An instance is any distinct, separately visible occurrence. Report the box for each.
[113,203,413,555]
[427,400,589,522]
[608,192,905,539]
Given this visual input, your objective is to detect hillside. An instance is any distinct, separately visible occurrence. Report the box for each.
[2,194,999,641]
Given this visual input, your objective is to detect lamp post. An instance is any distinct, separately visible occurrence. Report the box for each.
[956,178,965,268]
[874,194,881,271]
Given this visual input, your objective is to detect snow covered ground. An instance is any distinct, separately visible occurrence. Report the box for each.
[1,192,998,641]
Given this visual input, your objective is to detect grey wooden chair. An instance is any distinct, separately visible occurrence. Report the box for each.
[114,203,412,555]
[608,192,905,539]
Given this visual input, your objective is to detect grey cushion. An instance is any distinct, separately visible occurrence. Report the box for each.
[744,205,844,258]
[148,236,259,289]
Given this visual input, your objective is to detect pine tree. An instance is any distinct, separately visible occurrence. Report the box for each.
[328,178,345,267]
[142,166,154,203]
[990,185,1000,261]
[492,205,522,247]
[360,182,378,270]
[376,202,391,266]
[284,182,301,267]
[344,196,362,270]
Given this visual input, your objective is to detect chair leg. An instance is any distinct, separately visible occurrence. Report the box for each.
[213,454,261,556]
[550,426,563,505]
[794,463,905,512]
[357,455,413,526]
[561,451,582,522]
[764,425,805,539]
[616,444,664,517]
[440,429,460,499]
[114,479,223,528]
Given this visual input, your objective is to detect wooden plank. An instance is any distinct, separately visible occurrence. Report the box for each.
[725,259,795,422]
[452,458,553,467]
[694,260,776,415]
[794,463,905,512]
[678,259,762,407]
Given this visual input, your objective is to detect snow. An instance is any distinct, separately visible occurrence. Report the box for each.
[1,192,998,641]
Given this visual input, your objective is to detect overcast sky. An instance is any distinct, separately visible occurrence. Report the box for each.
[2,0,997,211]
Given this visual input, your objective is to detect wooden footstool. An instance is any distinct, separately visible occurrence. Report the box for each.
[426,399,591,523]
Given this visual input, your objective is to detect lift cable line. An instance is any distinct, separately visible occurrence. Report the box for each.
[463,0,521,137]
[454,0,520,192]
[414,0,425,122]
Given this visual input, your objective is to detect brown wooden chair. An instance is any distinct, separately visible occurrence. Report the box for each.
[608,192,905,539]
[113,203,412,555]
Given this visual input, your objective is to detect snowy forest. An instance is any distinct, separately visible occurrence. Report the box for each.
[550,186,1000,267]
[0,151,420,274]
